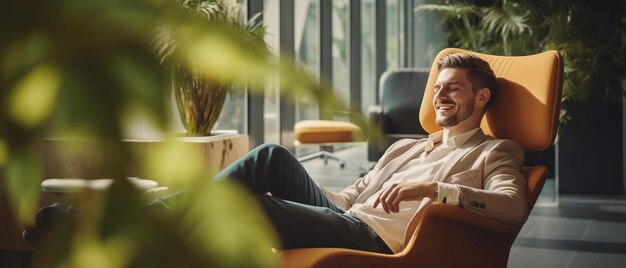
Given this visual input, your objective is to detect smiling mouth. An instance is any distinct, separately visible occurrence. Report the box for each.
[436,101,455,113]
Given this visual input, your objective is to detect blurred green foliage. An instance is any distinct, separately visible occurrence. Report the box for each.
[0,0,368,266]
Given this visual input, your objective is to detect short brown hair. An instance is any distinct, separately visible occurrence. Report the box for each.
[438,53,498,108]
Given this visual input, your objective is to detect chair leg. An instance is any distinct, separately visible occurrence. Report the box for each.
[318,151,346,168]
[297,149,370,175]
[297,151,327,163]
[297,151,346,169]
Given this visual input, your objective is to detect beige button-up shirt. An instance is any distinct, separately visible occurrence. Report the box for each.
[346,128,479,253]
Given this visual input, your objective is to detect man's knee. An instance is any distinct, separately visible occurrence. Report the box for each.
[252,144,292,158]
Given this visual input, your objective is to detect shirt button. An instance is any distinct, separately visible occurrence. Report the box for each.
[480,203,486,209]
[471,201,479,207]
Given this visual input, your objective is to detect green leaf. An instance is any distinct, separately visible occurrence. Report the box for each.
[9,64,60,128]
[5,147,42,224]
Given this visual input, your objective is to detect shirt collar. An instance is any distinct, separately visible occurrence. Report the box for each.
[425,128,481,152]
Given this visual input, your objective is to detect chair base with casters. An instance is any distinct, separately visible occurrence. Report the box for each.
[297,146,346,168]
[294,120,369,176]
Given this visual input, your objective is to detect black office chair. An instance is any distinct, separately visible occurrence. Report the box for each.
[367,69,430,161]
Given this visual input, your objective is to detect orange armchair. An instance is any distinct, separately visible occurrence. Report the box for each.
[280,48,563,268]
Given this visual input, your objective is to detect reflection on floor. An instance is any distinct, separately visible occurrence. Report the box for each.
[299,144,626,268]
[510,196,626,268]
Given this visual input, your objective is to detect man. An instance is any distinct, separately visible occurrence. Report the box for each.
[215,53,527,254]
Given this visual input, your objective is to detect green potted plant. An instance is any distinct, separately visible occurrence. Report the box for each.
[152,0,268,136]
[415,0,533,56]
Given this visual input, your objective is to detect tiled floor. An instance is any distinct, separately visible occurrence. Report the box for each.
[298,144,626,268]
[510,196,626,267]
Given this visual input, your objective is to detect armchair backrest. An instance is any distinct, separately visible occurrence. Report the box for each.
[379,69,430,135]
[419,48,563,151]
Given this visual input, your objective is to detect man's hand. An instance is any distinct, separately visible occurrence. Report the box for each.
[373,182,438,213]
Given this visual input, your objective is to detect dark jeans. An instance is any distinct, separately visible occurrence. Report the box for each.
[214,144,392,254]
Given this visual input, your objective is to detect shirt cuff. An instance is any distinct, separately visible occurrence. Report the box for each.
[436,182,460,205]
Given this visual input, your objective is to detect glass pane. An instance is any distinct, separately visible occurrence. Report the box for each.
[412,0,445,68]
[213,89,246,134]
[360,0,376,115]
[295,0,320,122]
[332,0,349,107]
[386,0,400,69]
[263,0,280,144]
[213,0,248,134]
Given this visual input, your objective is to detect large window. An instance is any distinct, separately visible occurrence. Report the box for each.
[128,0,414,145]
[246,0,414,147]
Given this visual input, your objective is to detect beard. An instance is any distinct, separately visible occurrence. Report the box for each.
[435,98,475,127]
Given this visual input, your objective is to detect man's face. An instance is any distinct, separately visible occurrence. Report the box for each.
[432,68,477,127]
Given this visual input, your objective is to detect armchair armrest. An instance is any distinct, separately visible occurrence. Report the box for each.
[421,203,516,232]
[281,247,396,268]
[368,105,384,130]
[403,203,518,267]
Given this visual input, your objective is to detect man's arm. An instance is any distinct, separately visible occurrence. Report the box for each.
[320,175,372,211]
[322,139,419,210]
[454,140,528,226]
[373,140,528,226]
[373,181,437,213]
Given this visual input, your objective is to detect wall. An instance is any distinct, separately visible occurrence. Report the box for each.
[559,101,624,194]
